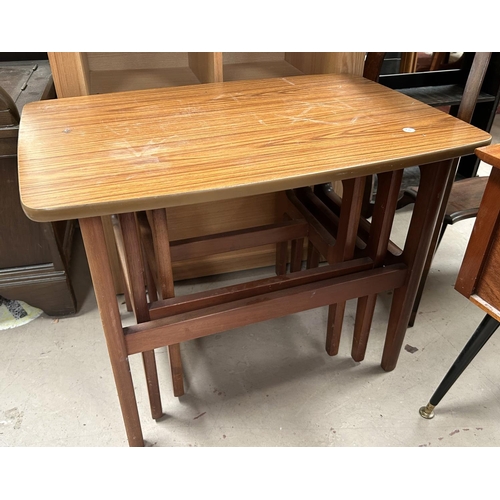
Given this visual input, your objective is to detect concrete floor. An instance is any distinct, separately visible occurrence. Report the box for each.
[1,117,500,449]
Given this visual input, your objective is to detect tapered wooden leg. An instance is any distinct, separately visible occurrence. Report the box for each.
[325,303,345,356]
[352,295,378,361]
[352,170,403,361]
[79,217,144,447]
[150,208,185,398]
[118,213,163,419]
[420,314,500,419]
[408,159,459,328]
[325,177,365,355]
[382,160,455,371]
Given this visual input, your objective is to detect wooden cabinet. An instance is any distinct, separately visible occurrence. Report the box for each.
[48,52,365,291]
[0,59,76,315]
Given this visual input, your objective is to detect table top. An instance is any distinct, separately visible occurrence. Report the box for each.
[18,73,491,222]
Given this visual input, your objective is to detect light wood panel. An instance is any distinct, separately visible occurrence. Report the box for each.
[19,74,491,222]
[86,52,223,93]
[86,53,191,71]
[285,53,365,76]
[223,52,304,81]
[189,52,223,83]
[48,53,90,97]
[90,69,202,94]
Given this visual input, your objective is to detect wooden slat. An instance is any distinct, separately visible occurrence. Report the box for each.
[398,85,495,107]
[149,257,375,320]
[169,220,308,261]
[126,264,407,355]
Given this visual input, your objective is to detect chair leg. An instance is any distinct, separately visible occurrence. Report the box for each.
[420,314,500,419]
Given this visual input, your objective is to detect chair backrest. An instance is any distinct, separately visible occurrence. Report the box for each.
[457,52,491,124]
[363,53,386,82]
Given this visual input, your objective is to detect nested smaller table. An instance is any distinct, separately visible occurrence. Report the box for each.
[18,74,491,446]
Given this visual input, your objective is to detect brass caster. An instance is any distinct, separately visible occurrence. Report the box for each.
[419,403,435,419]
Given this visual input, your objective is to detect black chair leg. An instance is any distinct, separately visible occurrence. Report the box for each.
[420,314,500,418]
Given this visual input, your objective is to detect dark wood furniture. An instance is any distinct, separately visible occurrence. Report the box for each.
[290,53,493,335]
[402,176,489,247]
[390,53,495,327]
[420,143,500,419]
[0,59,76,316]
[379,52,500,179]
[18,74,490,446]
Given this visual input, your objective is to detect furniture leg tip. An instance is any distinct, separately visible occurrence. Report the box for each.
[419,403,435,419]
[152,410,164,420]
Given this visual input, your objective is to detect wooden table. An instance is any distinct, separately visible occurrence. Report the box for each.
[17,74,491,446]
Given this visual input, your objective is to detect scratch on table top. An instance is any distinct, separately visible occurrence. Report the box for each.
[282,78,296,86]
[279,115,339,126]
[213,93,241,102]
[115,139,166,159]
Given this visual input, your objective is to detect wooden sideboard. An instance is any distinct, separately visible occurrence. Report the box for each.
[47,52,365,292]
[0,58,76,315]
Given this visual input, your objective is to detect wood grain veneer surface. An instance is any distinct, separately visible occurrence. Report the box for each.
[18,74,491,222]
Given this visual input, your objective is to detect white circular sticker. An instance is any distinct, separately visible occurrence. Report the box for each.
[403,127,415,133]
